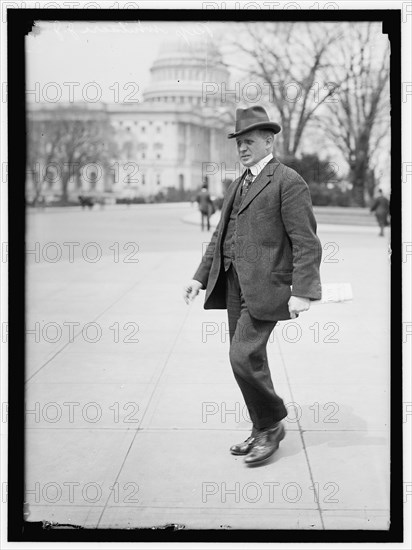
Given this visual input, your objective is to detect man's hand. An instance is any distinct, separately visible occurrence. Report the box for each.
[183,280,204,304]
[288,296,310,319]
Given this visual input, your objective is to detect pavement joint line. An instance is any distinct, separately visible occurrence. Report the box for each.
[26,503,391,512]
[23,426,388,432]
[95,302,193,528]
[323,508,390,512]
[274,329,326,530]
[26,504,324,512]
[97,506,323,511]
[24,257,166,385]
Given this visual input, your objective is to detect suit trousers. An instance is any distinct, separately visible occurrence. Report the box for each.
[200,211,211,231]
[225,263,288,430]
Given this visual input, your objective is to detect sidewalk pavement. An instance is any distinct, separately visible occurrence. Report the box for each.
[23,214,390,530]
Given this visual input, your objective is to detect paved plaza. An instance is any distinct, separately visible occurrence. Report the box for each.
[23,203,390,530]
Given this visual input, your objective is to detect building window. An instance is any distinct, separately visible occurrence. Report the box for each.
[142,152,146,159]
[156,126,161,133]
[142,174,145,185]
[156,154,161,159]
[156,174,161,185]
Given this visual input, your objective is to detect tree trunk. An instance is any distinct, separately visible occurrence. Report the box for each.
[350,164,368,207]
[366,169,376,203]
[61,173,70,203]
[351,180,366,207]
[349,147,370,207]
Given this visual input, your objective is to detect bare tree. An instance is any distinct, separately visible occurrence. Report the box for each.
[56,119,116,200]
[316,22,390,206]
[230,22,341,159]
[27,113,118,203]
[27,119,65,204]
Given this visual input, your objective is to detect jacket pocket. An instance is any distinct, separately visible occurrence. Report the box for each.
[270,271,293,286]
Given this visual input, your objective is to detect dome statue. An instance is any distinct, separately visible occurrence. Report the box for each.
[156,35,223,62]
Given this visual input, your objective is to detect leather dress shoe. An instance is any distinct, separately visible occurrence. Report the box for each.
[244,422,285,465]
[230,428,258,455]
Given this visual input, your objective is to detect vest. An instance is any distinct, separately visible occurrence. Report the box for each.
[222,178,244,271]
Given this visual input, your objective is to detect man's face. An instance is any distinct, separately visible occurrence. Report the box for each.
[236,130,270,167]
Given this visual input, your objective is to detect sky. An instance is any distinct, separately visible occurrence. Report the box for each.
[26,20,229,103]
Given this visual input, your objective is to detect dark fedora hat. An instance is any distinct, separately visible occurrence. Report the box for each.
[228,106,281,139]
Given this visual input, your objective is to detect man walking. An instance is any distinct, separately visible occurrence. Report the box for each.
[370,188,390,237]
[183,106,322,465]
[196,181,214,231]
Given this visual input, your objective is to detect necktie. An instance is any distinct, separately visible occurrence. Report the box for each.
[241,169,253,200]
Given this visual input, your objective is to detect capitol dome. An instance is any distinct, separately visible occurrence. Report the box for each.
[143,36,229,106]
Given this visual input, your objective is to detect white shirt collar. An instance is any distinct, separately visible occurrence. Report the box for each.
[249,153,273,178]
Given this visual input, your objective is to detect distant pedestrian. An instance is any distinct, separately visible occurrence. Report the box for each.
[370,189,390,236]
[196,184,215,231]
[78,195,94,210]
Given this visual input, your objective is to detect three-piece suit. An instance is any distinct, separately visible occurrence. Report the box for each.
[193,156,322,430]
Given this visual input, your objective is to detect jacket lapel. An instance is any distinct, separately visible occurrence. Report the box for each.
[238,158,280,214]
[220,176,243,227]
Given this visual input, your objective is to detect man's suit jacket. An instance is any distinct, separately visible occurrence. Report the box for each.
[193,157,322,321]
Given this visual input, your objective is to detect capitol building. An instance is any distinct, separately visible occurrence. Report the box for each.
[27,38,239,201]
